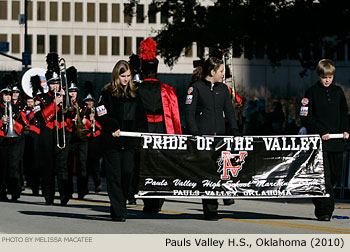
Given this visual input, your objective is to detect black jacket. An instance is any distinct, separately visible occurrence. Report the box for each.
[300,81,349,152]
[185,79,239,135]
[96,87,147,149]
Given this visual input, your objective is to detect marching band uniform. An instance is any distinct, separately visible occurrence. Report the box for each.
[30,52,75,205]
[22,76,42,196]
[0,77,28,201]
[66,67,89,200]
[134,38,182,213]
[82,90,103,193]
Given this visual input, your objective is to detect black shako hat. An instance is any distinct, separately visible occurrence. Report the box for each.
[45,52,60,84]
[66,66,79,92]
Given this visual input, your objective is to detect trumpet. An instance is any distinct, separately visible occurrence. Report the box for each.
[72,100,89,137]
[4,101,19,138]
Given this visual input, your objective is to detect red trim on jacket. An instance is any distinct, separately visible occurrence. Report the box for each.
[160,82,182,134]
[147,114,163,123]
[29,125,40,134]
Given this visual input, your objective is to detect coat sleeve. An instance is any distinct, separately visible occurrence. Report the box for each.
[339,88,349,133]
[135,90,148,132]
[96,90,120,133]
[300,89,328,135]
[185,84,199,135]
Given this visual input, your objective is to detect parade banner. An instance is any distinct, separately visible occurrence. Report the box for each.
[136,134,327,199]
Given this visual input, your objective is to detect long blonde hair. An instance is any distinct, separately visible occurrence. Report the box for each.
[105,60,136,98]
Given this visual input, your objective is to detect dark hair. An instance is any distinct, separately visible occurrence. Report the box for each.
[191,57,223,83]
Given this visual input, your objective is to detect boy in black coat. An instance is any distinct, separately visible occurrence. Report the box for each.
[300,59,349,221]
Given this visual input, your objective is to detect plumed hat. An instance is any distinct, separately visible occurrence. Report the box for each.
[140,38,159,75]
[66,66,79,92]
[31,75,43,97]
[45,52,60,84]
[0,73,14,94]
[83,80,95,102]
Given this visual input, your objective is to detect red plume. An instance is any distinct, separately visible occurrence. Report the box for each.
[140,38,157,61]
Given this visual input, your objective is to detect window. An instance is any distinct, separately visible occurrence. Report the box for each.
[12,34,20,53]
[50,35,57,53]
[124,4,132,23]
[62,35,70,54]
[136,37,144,54]
[148,4,156,24]
[0,34,7,42]
[124,37,132,56]
[185,44,193,57]
[161,8,168,24]
[50,2,58,21]
[62,2,70,21]
[0,0,7,20]
[37,35,45,54]
[37,1,45,21]
[99,36,107,55]
[136,4,144,23]
[87,3,95,22]
[27,1,32,20]
[112,37,120,55]
[87,36,95,55]
[112,3,120,23]
[75,2,83,22]
[74,35,83,55]
[99,3,107,22]
[12,1,20,21]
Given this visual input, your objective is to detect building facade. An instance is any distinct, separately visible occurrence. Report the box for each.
[1,0,350,98]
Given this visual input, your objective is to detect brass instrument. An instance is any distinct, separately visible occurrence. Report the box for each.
[54,86,66,149]
[91,106,96,135]
[5,101,19,138]
[55,58,70,149]
[73,101,89,137]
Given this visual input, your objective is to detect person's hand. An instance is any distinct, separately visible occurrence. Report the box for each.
[344,132,349,139]
[82,116,87,125]
[59,88,65,96]
[55,95,63,105]
[89,113,95,121]
[112,129,121,137]
[321,133,330,141]
[2,115,9,124]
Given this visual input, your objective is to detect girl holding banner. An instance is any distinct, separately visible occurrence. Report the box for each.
[185,56,241,221]
[96,60,147,222]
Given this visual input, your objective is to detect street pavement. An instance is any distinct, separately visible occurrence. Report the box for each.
[0,180,349,234]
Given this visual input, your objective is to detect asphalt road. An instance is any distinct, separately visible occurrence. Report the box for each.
[0,183,349,234]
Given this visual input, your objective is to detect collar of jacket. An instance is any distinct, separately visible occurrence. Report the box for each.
[202,79,220,87]
[143,78,159,82]
[317,81,335,90]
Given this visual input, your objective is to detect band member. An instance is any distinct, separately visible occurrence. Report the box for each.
[185,56,240,220]
[22,75,42,196]
[132,38,182,213]
[97,60,147,221]
[30,52,75,205]
[0,74,28,201]
[82,81,103,193]
[66,66,89,200]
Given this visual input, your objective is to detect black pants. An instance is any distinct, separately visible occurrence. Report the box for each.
[0,137,22,198]
[103,148,135,219]
[39,127,71,202]
[87,136,102,190]
[23,131,40,191]
[68,136,89,197]
[312,151,343,218]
